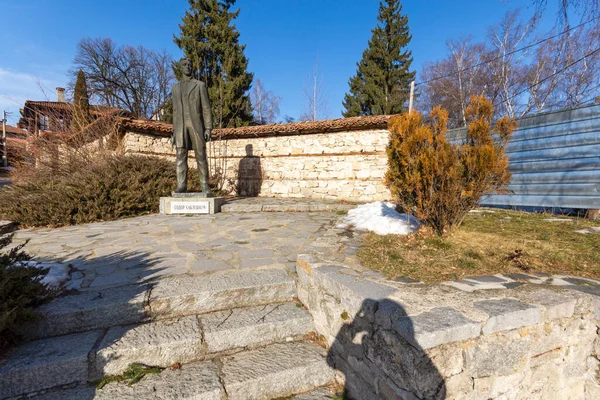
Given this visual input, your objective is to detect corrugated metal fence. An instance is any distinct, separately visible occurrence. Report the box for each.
[446,104,600,210]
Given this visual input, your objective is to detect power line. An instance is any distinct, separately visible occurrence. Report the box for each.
[417,15,599,86]
[578,83,600,104]
[493,46,600,109]
[576,82,600,101]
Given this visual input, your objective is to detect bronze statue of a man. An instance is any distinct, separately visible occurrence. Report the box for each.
[172,57,213,194]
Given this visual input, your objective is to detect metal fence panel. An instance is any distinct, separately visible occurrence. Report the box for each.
[446,104,600,210]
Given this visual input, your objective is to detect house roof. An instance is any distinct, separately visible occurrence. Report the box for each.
[119,114,394,140]
[23,101,123,116]
[3,125,27,138]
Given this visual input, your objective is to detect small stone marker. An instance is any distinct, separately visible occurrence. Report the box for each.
[160,192,224,215]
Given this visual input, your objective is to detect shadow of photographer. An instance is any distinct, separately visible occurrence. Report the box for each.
[327,299,446,399]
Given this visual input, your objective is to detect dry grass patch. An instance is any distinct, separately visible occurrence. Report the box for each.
[357,208,600,283]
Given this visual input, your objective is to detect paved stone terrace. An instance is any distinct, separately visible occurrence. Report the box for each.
[13,212,338,291]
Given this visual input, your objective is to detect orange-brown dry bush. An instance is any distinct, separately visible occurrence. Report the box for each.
[385,96,516,236]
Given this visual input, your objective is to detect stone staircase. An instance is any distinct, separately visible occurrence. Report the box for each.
[0,269,337,399]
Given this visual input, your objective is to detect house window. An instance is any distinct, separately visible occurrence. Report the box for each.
[39,115,49,131]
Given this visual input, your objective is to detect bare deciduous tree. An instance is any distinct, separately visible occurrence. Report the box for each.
[250,78,281,125]
[420,9,600,121]
[419,37,488,127]
[300,59,329,121]
[485,10,536,117]
[70,38,175,119]
[532,0,599,26]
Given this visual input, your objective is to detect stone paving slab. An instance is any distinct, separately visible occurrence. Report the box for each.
[148,269,296,319]
[91,315,204,380]
[202,302,314,353]
[221,342,335,400]
[0,330,101,399]
[95,361,223,400]
[13,212,337,292]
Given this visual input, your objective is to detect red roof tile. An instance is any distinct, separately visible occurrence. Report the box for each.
[23,101,125,116]
[3,125,27,137]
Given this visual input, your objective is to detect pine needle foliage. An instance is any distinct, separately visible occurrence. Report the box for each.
[73,69,91,132]
[385,96,516,236]
[174,0,254,128]
[343,0,415,117]
[0,235,53,354]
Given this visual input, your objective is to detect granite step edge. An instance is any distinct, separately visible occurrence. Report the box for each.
[23,268,296,341]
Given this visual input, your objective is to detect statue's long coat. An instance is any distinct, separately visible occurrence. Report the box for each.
[172,78,213,149]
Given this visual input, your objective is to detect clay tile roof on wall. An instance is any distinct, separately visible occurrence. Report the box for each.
[119,114,395,139]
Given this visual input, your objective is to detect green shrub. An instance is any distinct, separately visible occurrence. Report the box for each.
[0,235,52,354]
[385,96,516,236]
[0,155,197,227]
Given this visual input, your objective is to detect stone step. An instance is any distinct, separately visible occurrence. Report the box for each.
[0,330,102,399]
[95,361,223,400]
[91,302,314,379]
[24,268,296,340]
[95,342,335,400]
[221,342,336,400]
[292,388,341,399]
[1,303,315,399]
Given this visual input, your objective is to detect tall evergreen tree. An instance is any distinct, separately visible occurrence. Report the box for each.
[73,69,91,132]
[174,0,254,128]
[342,0,415,117]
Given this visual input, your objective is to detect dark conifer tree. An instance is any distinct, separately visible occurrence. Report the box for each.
[343,0,415,117]
[73,69,91,132]
[174,0,254,128]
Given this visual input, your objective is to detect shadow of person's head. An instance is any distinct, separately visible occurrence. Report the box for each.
[245,144,253,156]
[327,299,446,399]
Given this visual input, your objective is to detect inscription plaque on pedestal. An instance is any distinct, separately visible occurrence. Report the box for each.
[160,195,224,215]
[170,201,209,214]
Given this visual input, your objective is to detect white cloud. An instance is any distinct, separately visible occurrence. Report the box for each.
[0,68,64,118]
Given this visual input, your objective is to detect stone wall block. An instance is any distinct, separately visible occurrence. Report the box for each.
[464,337,531,378]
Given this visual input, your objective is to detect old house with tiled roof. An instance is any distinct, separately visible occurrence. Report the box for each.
[17,87,127,137]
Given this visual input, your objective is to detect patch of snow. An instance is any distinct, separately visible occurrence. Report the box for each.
[574,227,600,235]
[469,209,496,213]
[337,201,420,236]
[543,218,572,222]
[15,260,70,289]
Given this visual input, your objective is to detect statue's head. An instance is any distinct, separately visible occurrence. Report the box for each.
[180,58,193,78]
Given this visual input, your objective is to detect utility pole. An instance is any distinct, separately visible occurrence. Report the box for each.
[408,81,415,113]
[1,111,7,168]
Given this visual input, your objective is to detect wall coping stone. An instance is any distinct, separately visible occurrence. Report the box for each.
[297,216,599,351]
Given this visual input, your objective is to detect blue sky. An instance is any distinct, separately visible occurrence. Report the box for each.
[0,0,556,124]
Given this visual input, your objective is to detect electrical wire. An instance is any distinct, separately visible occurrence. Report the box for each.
[492,46,600,109]
[416,15,599,86]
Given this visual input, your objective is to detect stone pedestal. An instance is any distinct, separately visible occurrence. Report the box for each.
[159,193,225,215]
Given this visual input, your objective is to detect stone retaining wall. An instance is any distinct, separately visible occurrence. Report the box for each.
[296,219,600,399]
[119,120,391,202]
